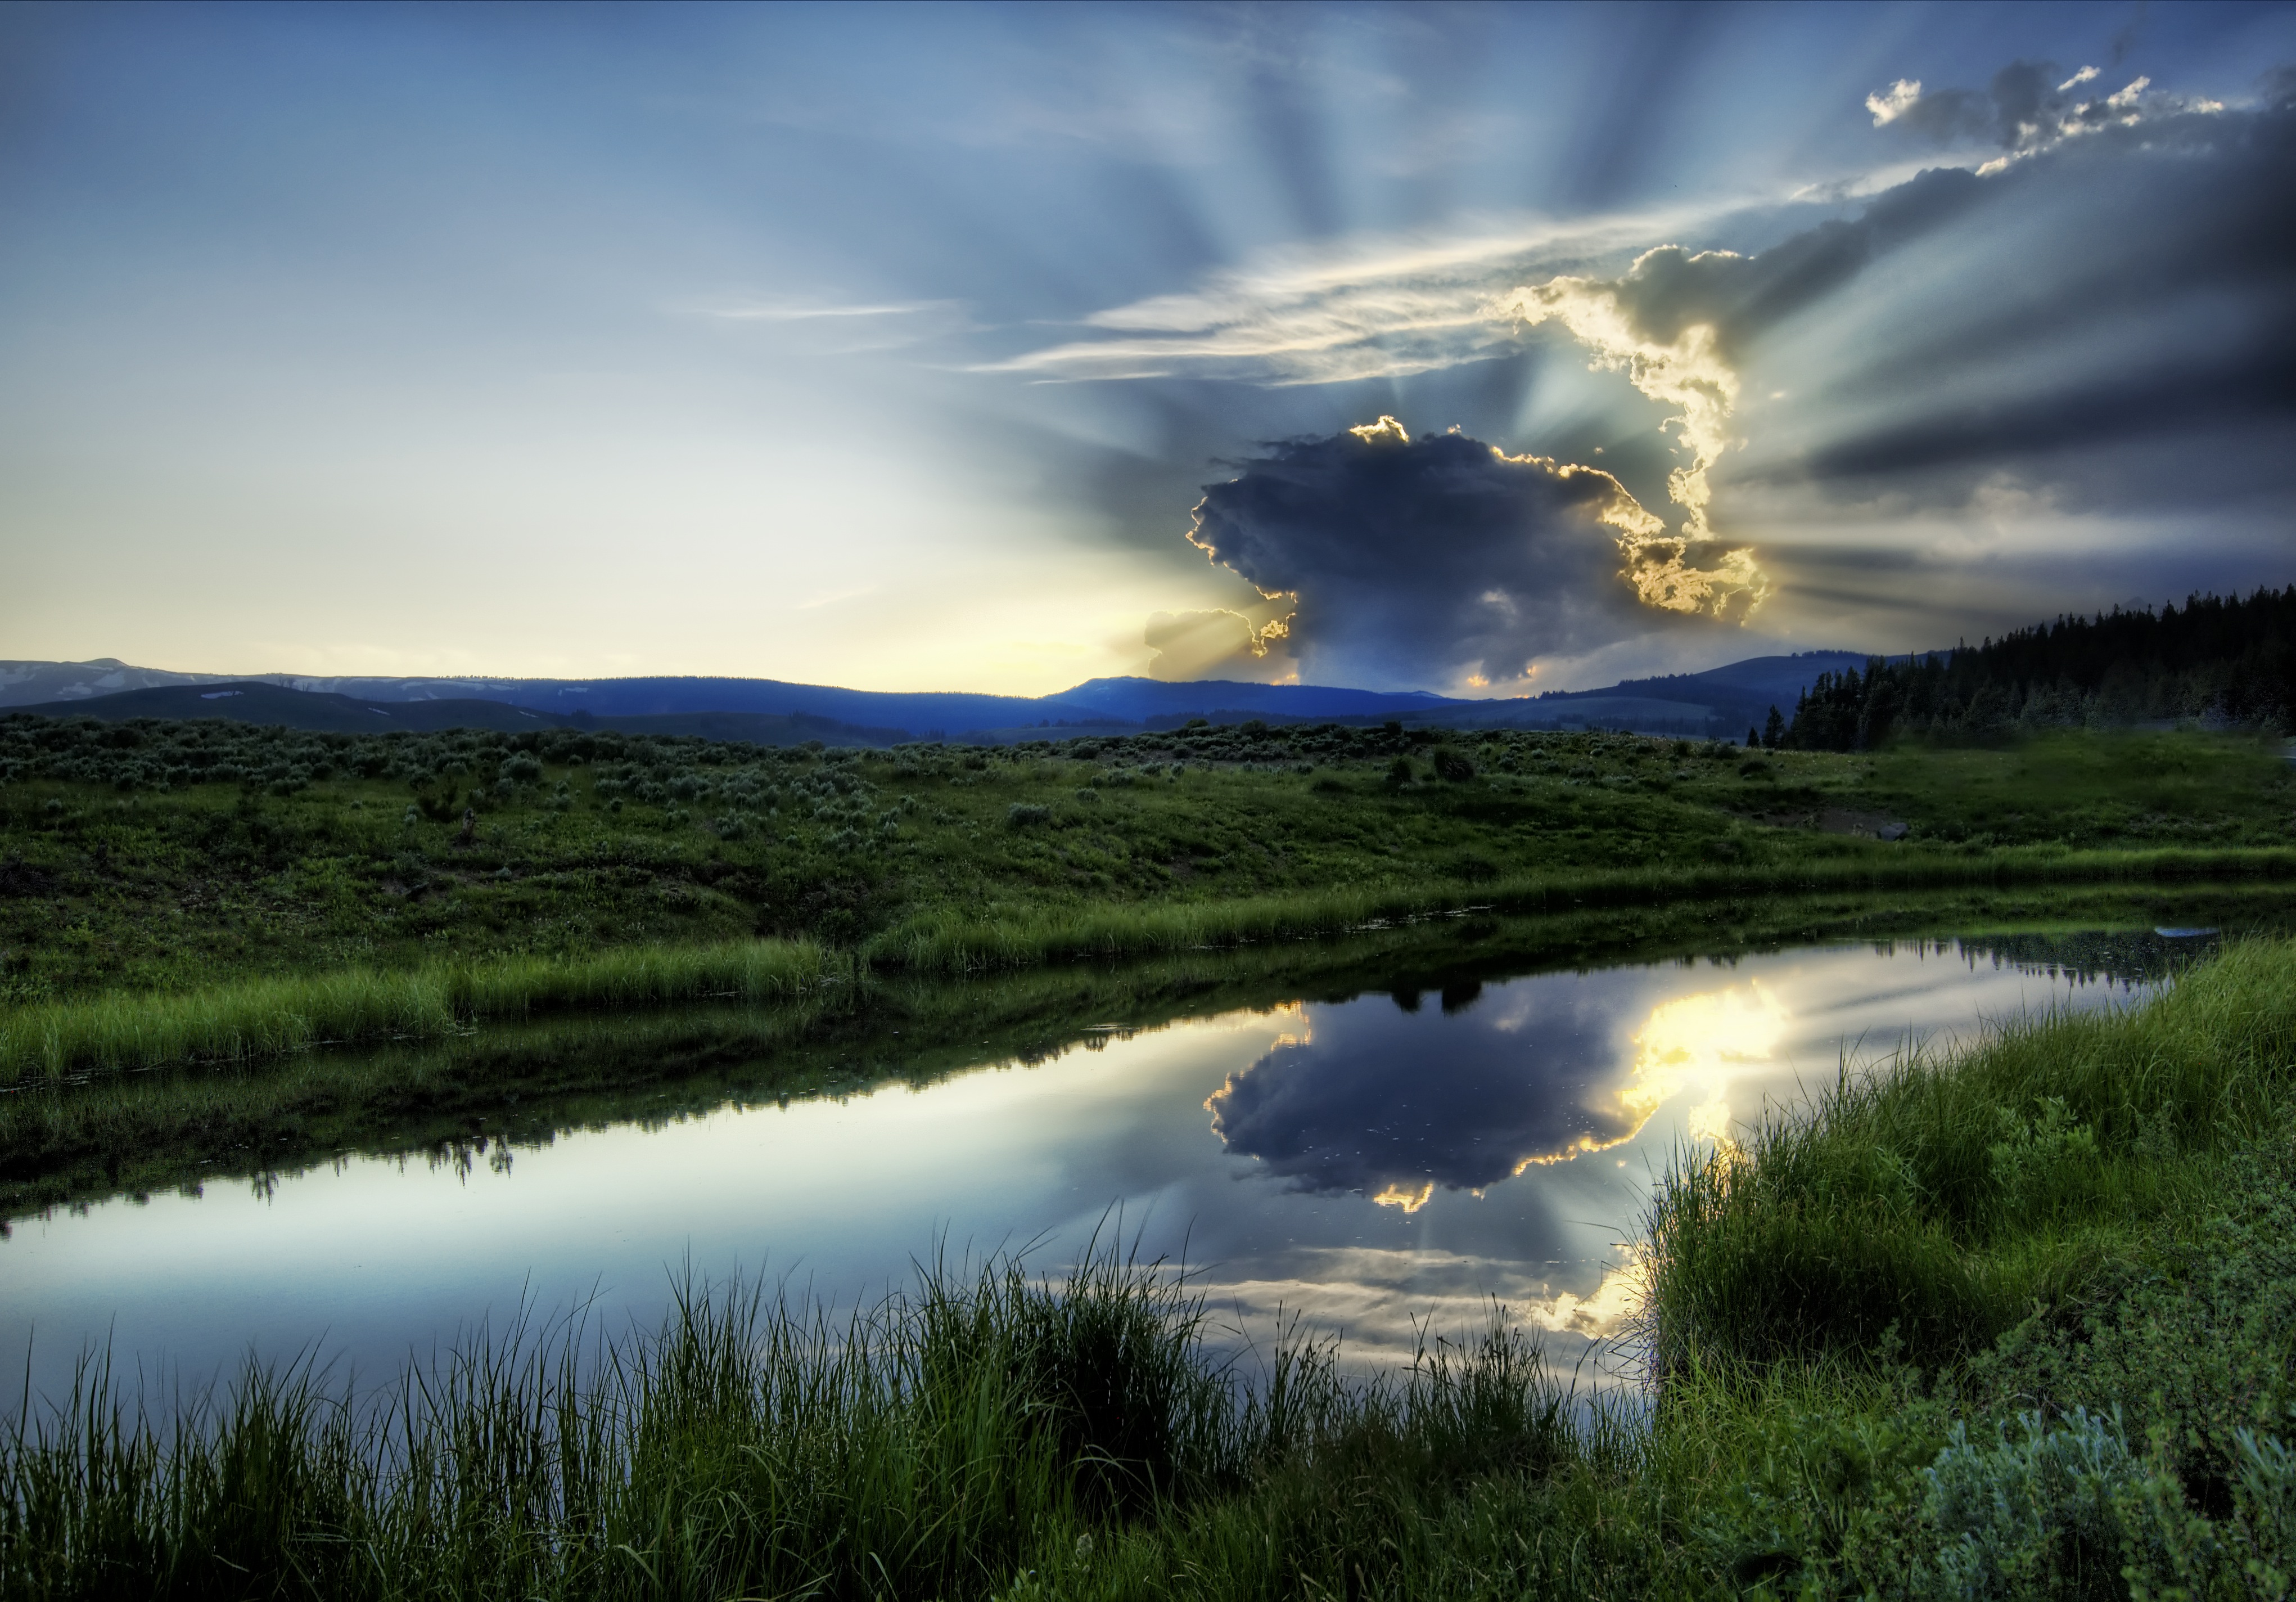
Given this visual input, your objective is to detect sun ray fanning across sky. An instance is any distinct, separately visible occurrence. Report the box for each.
[3,3,2291,692]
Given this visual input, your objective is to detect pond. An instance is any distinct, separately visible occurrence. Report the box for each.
[0,926,2220,1400]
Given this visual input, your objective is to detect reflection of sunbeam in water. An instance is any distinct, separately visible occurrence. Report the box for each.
[1499,982,1790,1180]
[1607,980,1785,1154]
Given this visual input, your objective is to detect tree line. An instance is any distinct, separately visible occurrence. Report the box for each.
[1756,587,2296,751]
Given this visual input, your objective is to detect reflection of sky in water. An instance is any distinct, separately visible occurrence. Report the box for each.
[0,940,2155,1397]
[1204,973,1794,1210]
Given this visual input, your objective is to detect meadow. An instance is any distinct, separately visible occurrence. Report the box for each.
[2,712,2292,1077]
[4,935,2294,1599]
[6,713,2296,1596]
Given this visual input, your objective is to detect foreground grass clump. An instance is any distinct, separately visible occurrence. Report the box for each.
[0,1249,1599,1601]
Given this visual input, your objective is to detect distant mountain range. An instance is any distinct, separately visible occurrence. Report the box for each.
[0,653,1874,745]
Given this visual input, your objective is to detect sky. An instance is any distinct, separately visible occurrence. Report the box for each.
[2,2,2292,696]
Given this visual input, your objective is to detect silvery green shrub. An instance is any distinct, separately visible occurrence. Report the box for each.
[1913,1408,2259,1601]
[1919,1410,2142,1599]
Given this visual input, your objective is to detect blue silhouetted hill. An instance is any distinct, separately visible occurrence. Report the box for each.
[1,655,1884,743]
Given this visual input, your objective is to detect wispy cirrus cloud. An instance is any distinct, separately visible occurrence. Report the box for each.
[976,204,1735,385]
[686,297,979,355]
[697,297,967,322]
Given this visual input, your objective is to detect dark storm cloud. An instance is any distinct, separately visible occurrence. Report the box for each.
[1864,56,2243,157]
[1183,416,1760,688]
[1205,986,1638,1205]
[1508,80,2296,526]
[1778,99,2296,490]
[996,40,2296,674]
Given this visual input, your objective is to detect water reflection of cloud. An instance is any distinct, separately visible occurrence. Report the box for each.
[1205,986,1633,1204]
[1206,976,1790,1207]
[1199,1246,1647,1375]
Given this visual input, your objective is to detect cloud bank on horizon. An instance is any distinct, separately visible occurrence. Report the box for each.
[2,4,2292,694]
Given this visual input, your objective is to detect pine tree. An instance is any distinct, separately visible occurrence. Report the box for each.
[1762,706,1786,749]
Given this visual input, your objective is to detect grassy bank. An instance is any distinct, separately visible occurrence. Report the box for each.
[0,937,828,1081]
[2,715,2287,1076]
[867,842,2296,973]
[7,842,2294,1083]
[6,941,2296,1597]
[1647,933,2296,1374]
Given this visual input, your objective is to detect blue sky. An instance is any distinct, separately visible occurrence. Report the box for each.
[4,2,2292,694]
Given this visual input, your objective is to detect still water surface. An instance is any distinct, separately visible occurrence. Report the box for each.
[0,932,2198,1397]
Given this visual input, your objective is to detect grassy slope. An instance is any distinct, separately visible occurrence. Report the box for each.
[1,724,2290,1072]
[6,940,2294,1598]
[1,725,2288,998]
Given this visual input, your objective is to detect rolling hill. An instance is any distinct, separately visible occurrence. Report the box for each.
[1,652,1875,743]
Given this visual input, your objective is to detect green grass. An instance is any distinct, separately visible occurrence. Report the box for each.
[8,717,2296,1592]
[865,843,2296,974]
[0,1243,1600,1601]
[0,938,828,1081]
[7,835,2294,1082]
[2,718,2289,1078]
[3,722,2289,1009]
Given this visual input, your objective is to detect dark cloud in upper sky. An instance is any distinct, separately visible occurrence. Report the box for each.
[1865,58,2176,154]
[1505,84,2296,498]
[1767,94,2296,498]
[1481,78,2296,650]
[1180,416,1759,690]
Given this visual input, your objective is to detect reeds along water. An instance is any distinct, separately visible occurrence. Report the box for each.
[8,843,2295,1082]
[0,1246,1598,1601]
[1641,935,2296,1375]
[0,938,831,1082]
